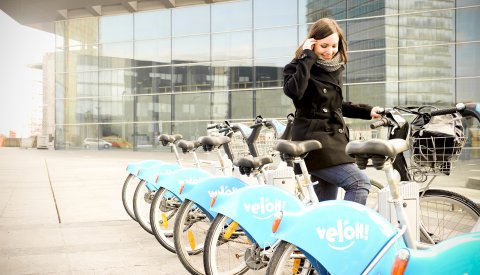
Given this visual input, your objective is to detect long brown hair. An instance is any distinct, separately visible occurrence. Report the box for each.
[295,18,347,63]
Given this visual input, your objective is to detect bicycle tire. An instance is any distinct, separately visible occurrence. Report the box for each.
[265,241,316,275]
[121,174,139,221]
[174,199,211,274]
[419,188,480,244]
[203,214,250,275]
[132,180,154,234]
[150,187,181,253]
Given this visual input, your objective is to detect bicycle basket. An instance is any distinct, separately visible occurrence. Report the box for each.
[409,113,466,175]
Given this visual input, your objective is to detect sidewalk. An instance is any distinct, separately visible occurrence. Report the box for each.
[0,147,479,274]
[0,147,185,275]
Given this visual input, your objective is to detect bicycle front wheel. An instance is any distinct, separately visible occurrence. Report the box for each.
[150,187,181,252]
[203,214,252,275]
[133,180,154,234]
[266,241,317,275]
[121,173,140,221]
[174,199,211,274]
[419,188,480,244]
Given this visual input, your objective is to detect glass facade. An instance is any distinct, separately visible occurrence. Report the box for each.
[54,0,480,151]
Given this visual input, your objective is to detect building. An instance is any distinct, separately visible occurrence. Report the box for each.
[1,0,479,151]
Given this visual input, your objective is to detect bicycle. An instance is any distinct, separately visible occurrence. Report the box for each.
[265,102,480,274]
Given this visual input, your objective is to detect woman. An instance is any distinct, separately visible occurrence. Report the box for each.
[283,18,382,205]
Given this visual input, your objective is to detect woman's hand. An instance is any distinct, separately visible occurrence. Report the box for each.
[370,106,383,119]
[302,38,317,51]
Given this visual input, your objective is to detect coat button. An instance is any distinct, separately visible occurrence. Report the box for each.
[338,129,344,134]
[322,108,328,113]
[322,88,327,94]
[300,53,307,59]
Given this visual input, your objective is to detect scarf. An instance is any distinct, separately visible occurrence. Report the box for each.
[315,54,343,72]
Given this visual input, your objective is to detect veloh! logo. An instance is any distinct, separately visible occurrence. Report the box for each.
[316,219,369,250]
[179,176,208,186]
[207,185,239,198]
[243,197,286,220]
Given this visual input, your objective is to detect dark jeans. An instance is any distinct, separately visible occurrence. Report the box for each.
[310,163,371,205]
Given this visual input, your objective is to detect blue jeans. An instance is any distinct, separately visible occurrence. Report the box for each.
[310,163,371,205]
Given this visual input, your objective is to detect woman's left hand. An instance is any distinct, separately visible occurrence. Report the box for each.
[370,106,383,119]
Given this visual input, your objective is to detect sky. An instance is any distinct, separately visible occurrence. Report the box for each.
[0,10,54,137]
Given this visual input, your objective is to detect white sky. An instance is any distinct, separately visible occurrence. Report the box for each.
[0,10,54,137]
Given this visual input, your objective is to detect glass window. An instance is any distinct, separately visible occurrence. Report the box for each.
[399,10,455,47]
[457,6,480,42]
[211,91,229,121]
[212,60,253,90]
[99,42,134,69]
[399,79,454,106]
[134,38,171,66]
[212,31,252,61]
[67,45,99,72]
[63,17,99,47]
[172,35,210,64]
[255,58,289,88]
[255,27,297,58]
[299,0,346,24]
[136,66,172,94]
[55,21,66,48]
[255,89,295,118]
[457,42,480,77]
[134,10,171,40]
[171,121,210,143]
[56,73,66,99]
[99,123,134,150]
[347,17,386,51]
[347,0,385,18]
[399,1,454,12]
[134,121,170,151]
[457,0,480,7]
[135,94,172,122]
[457,77,480,103]
[174,93,211,121]
[212,0,252,32]
[346,83,392,108]
[100,14,133,43]
[99,69,135,96]
[254,0,297,28]
[56,49,66,73]
[99,95,134,123]
[230,90,253,119]
[56,124,99,149]
[76,72,99,97]
[172,5,210,36]
[173,64,212,92]
[347,50,387,83]
[399,45,454,81]
[58,97,99,124]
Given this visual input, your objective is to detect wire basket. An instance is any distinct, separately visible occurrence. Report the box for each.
[254,127,278,157]
[228,131,251,159]
[349,129,380,141]
[409,136,466,176]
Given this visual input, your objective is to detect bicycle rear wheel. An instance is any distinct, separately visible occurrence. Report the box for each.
[265,241,317,275]
[122,173,139,221]
[133,180,154,234]
[174,199,211,274]
[150,187,181,252]
[419,189,480,244]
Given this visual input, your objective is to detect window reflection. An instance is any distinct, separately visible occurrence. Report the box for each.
[255,89,295,118]
[255,57,291,89]
[68,45,98,72]
[136,66,172,94]
[134,39,171,66]
[347,83,391,108]
[172,35,210,63]
[174,93,211,121]
[76,72,99,97]
[457,42,480,77]
[399,10,454,47]
[99,95,134,123]
[255,27,297,58]
[211,91,229,120]
[99,69,135,96]
[135,10,171,40]
[299,0,346,24]
[172,5,210,36]
[231,90,253,119]
[457,6,480,42]
[134,121,170,151]
[399,45,454,80]
[135,94,172,122]
[212,0,252,32]
[172,121,210,142]
[100,14,133,43]
[173,64,212,92]
[212,60,253,90]
[456,77,480,103]
[347,17,386,51]
[399,79,454,106]
[254,0,297,28]
[212,31,252,61]
[99,42,134,69]
[347,50,386,83]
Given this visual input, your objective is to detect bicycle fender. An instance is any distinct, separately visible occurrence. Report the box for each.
[137,163,181,187]
[126,160,165,175]
[153,168,212,200]
[211,185,305,249]
[273,201,405,275]
[180,176,248,220]
[402,232,480,274]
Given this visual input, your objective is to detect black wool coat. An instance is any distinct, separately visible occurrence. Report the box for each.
[283,49,373,171]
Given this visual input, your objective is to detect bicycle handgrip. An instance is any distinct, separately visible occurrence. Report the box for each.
[370,118,389,129]
[430,107,458,117]
[250,122,263,129]
[207,124,219,130]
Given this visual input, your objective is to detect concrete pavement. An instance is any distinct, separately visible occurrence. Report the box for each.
[0,146,479,275]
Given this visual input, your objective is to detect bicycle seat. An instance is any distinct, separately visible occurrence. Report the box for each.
[198,136,231,152]
[233,155,273,176]
[274,140,322,157]
[158,134,183,146]
[346,139,408,169]
[177,140,202,153]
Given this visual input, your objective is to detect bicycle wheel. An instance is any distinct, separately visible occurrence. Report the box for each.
[121,174,140,221]
[133,180,154,234]
[266,241,317,275]
[203,214,254,275]
[174,199,211,274]
[150,187,181,252]
[366,179,383,211]
[419,189,480,244]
